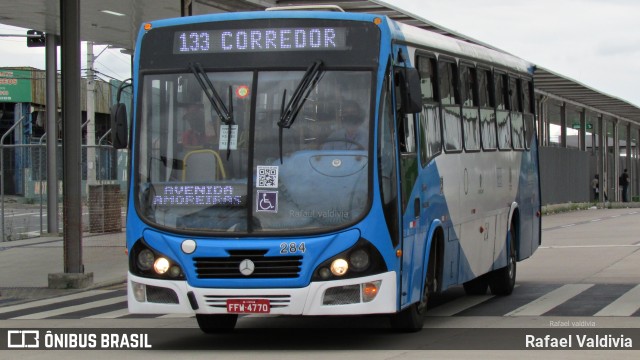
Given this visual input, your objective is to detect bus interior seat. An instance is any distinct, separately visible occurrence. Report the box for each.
[182,149,226,181]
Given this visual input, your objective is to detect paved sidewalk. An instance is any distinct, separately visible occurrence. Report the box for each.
[0,230,127,306]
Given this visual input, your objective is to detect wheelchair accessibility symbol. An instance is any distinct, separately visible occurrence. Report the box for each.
[256,190,278,213]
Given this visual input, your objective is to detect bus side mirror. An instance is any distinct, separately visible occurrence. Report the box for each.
[110,103,129,149]
[394,67,423,114]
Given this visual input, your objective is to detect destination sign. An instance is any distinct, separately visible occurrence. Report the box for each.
[151,184,246,207]
[173,27,348,54]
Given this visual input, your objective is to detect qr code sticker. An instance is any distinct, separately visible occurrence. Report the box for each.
[257,166,279,188]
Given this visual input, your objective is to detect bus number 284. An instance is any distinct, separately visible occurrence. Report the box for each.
[280,242,306,254]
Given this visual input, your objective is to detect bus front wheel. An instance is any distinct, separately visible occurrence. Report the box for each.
[390,278,429,332]
[196,314,238,333]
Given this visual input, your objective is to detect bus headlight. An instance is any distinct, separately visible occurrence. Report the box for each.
[169,266,182,278]
[137,249,155,271]
[312,238,387,281]
[153,257,171,274]
[349,249,370,271]
[330,259,349,276]
[318,267,332,280]
[130,239,185,280]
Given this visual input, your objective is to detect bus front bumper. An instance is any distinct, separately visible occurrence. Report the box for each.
[127,271,397,316]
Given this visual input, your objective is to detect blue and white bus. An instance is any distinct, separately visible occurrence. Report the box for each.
[112,6,541,332]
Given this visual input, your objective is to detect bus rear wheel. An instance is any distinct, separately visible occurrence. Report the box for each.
[196,314,238,333]
[488,225,517,296]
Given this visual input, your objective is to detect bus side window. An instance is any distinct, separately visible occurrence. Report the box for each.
[460,64,480,151]
[397,110,416,154]
[511,76,525,150]
[439,60,462,152]
[495,72,511,150]
[509,76,520,111]
[417,55,441,166]
[478,68,497,150]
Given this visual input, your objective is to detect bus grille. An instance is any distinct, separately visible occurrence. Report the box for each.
[193,250,303,279]
[146,285,179,304]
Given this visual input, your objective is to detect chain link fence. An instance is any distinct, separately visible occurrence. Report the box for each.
[1,131,126,241]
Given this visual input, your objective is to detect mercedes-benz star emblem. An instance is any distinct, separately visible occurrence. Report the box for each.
[239,259,255,276]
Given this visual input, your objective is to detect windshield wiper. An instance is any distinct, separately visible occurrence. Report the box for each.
[189,62,232,125]
[189,62,234,159]
[277,60,323,163]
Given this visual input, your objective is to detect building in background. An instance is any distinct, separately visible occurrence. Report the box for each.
[0,67,129,199]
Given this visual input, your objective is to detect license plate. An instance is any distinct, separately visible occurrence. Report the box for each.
[226,299,270,314]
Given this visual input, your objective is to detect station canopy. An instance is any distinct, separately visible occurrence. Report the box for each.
[1,0,639,124]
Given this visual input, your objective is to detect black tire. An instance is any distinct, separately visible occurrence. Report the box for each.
[196,314,238,334]
[390,276,430,332]
[463,274,488,295]
[489,225,517,296]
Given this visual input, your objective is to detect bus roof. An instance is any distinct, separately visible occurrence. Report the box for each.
[386,18,534,75]
[144,10,533,75]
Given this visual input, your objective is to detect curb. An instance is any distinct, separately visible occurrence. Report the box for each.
[542,202,640,216]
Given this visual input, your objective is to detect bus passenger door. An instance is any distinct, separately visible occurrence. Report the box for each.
[383,57,423,308]
[398,112,421,307]
[392,52,427,308]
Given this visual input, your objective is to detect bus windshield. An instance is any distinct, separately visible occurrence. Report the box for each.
[136,68,372,234]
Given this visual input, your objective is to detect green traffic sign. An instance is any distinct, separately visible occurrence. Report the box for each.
[0,69,33,103]
[571,122,593,130]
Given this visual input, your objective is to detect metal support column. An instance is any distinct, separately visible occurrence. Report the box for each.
[598,115,606,202]
[625,123,631,196]
[590,113,597,155]
[560,102,567,148]
[613,119,619,201]
[579,108,586,151]
[60,0,83,274]
[537,95,548,147]
[45,33,58,234]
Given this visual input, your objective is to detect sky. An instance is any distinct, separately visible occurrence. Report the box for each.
[0,25,132,84]
[0,0,638,107]
[385,0,640,107]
